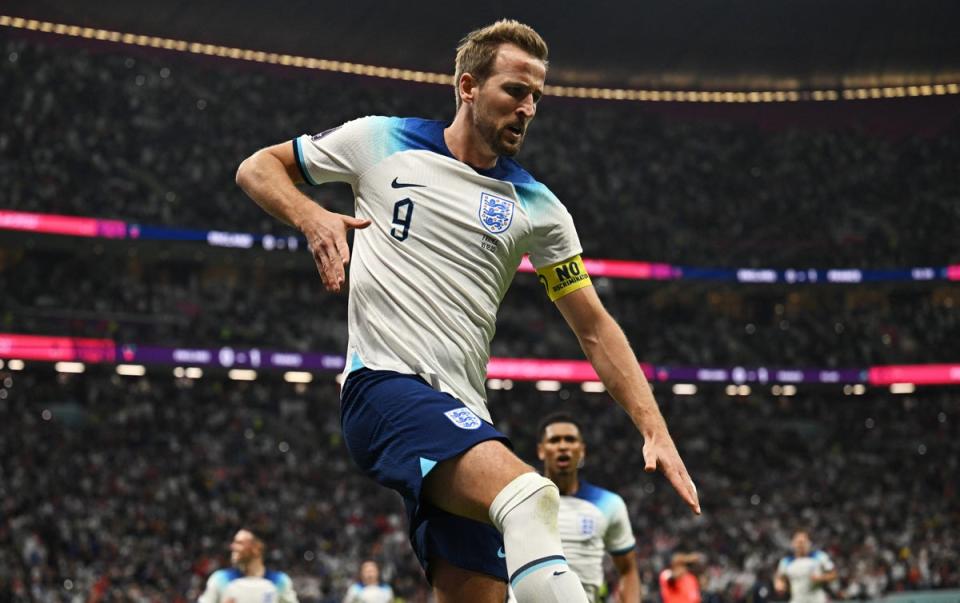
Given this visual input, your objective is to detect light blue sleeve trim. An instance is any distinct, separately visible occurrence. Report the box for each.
[609,544,636,556]
[293,137,320,186]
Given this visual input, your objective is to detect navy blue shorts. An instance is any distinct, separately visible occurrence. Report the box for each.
[340,368,510,582]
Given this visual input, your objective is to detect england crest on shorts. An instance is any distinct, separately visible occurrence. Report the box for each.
[478,192,515,234]
[444,407,482,430]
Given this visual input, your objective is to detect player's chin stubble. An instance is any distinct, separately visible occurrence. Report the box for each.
[474,111,521,157]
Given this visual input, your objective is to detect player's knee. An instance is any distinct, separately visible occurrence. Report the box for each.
[489,472,560,533]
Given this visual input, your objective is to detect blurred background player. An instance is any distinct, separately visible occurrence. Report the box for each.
[198,529,299,603]
[536,412,641,603]
[659,552,705,603]
[774,530,837,603]
[343,560,395,603]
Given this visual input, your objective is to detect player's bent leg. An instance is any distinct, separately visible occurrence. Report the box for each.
[431,557,507,603]
[422,439,531,522]
[423,441,588,603]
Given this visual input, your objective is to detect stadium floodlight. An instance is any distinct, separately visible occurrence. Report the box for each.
[890,383,915,394]
[737,385,751,396]
[672,383,697,395]
[116,364,146,376]
[228,369,257,381]
[725,385,738,396]
[173,367,185,378]
[501,379,514,390]
[853,384,866,395]
[334,373,346,385]
[7,359,24,371]
[772,385,783,396]
[185,367,204,379]
[782,385,797,396]
[54,362,85,374]
[535,380,562,392]
[283,371,313,384]
[580,381,605,393]
[487,378,503,390]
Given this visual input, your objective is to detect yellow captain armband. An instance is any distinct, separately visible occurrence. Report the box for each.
[536,255,593,301]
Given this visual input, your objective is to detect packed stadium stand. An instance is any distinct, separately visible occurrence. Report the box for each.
[1,16,959,603]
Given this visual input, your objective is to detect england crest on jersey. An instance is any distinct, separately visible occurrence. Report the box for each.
[478,192,515,234]
[444,407,483,430]
[579,515,596,536]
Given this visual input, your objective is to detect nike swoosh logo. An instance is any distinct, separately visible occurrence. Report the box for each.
[553,571,567,576]
[391,177,426,189]
[497,547,506,559]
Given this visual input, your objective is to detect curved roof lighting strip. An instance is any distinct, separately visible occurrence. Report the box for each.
[3,15,959,103]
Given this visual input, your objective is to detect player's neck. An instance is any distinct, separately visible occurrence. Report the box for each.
[547,471,579,495]
[240,559,266,578]
[444,113,498,170]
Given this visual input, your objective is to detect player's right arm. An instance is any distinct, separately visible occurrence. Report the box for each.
[773,558,789,594]
[236,140,370,293]
[341,583,361,603]
[197,571,222,603]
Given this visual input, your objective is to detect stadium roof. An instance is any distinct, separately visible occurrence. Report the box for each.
[4,0,960,90]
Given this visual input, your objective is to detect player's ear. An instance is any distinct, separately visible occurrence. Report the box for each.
[459,73,478,106]
[536,442,546,461]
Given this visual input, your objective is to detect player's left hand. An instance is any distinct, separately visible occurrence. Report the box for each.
[643,431,700,515]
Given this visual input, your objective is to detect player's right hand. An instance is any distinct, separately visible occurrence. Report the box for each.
[298,206,371,293]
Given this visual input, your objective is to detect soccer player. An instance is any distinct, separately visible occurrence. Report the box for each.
[659,552,704,603]
[774,530,837,603]
[535,413,640,603]
[198,529,299,603]
[236,19,699,603]
[343,560,395,603]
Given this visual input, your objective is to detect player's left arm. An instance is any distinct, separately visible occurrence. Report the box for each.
[811,552,837,585]
[612,550,641,603]
[553,284,699,514]
[277,573,300,603]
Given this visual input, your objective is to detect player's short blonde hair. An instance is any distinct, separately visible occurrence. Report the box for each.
[454,19,548,109]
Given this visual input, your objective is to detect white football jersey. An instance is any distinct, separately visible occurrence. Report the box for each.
[296,117,582,421]
[198,569,299,603]
[777,551,835,603]
[342,582,394,603]
[558,480,636,593]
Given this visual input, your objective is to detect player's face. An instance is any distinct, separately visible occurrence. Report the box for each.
[792,532,812,556]
[471,43,545,157]
[360,561,379,585]
[538,422,585,476]
[230,530,257,566]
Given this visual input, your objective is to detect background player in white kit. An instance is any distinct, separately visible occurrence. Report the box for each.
[198,529,299,603]
[342,560,395,603]
[237,19,699,603]
[536,413,641,603]
[774,530,837,603]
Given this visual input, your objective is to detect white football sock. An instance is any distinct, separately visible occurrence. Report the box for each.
[489,472,588,602]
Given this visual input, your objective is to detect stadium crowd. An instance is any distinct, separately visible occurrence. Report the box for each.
[2,30,959,603]
[2,247,958,368]
[0,370,956,601]
[2,36,960,269]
